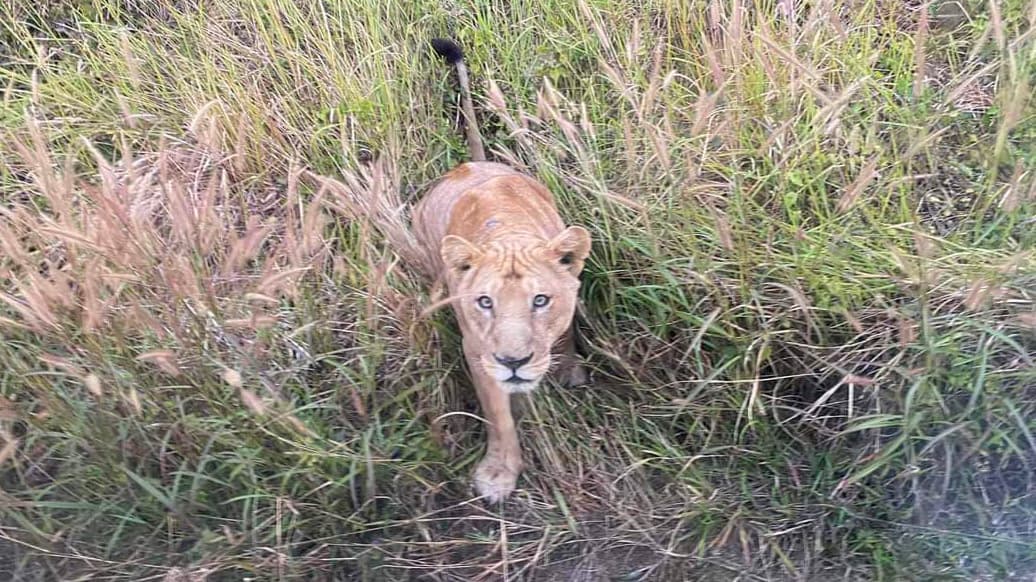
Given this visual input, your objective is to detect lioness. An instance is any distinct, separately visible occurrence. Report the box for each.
[414,38,592,502]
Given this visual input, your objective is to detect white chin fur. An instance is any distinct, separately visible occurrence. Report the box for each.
[504,379,539,394]
[485,364,541,393]
[489,367,514,383]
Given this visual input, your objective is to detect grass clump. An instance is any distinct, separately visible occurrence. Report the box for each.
[1,0,1035,580]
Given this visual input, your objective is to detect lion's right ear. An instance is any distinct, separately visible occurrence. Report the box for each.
[440,235,483,274]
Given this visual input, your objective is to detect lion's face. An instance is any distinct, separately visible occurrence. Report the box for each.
[441,227,591,393]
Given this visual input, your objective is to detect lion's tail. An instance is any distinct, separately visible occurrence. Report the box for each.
[430,38,487,162]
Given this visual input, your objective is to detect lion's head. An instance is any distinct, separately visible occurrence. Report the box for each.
[441,226,591,392]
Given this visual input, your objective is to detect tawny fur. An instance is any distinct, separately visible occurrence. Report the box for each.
[416,39,591,502]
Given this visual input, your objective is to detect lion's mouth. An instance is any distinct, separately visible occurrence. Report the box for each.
[504,375,532,385]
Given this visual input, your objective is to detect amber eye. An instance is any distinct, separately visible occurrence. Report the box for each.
[476,295,494,309]
[532,294,551,308]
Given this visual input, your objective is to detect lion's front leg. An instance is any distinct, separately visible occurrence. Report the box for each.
[464,342,523,502]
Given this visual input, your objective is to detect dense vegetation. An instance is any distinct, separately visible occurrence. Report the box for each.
[1,1,1034,579]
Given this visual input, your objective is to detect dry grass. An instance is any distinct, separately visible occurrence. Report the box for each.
[1,0,1035,580]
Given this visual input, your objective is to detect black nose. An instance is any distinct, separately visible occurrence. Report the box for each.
[494,353,533,371]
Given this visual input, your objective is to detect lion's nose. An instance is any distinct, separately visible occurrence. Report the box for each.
[494,353,533,371]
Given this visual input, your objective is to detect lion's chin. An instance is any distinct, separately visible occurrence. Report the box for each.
[484,366,542,393]
[502,375,540,394]
[482,359,548,394]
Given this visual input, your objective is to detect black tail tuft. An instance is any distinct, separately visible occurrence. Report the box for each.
[430,38,464,64]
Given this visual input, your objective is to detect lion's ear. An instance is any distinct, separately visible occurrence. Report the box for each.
[440,235,483,274]
[548,226,591,274]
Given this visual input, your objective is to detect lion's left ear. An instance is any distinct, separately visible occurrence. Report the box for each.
[440,235,483,274]
[547,226,591,274]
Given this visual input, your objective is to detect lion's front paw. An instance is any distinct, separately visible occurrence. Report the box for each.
[473,455,522,503]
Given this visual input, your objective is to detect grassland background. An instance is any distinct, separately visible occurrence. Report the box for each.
[1,0,1035,580]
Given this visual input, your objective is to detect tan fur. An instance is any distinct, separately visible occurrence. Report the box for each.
[413,161,591,502]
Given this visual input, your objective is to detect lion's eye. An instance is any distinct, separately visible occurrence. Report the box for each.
[532,294,551,308]
[476,295,494,309]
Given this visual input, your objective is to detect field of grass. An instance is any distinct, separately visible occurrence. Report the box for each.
[1,0,1034,580]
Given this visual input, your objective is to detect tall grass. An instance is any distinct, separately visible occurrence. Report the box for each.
[1,0,1035,580]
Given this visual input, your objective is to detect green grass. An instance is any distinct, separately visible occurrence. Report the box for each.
[1,0,1034,580]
